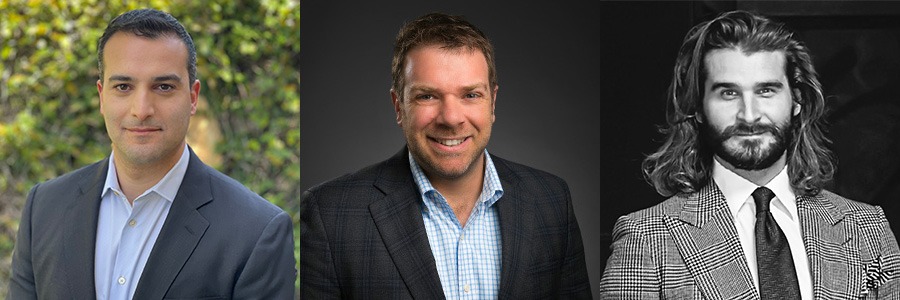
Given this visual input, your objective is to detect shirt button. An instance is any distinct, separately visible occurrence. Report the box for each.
[464,284,470,293]
[117,276,126,285]
[128,219,137,227]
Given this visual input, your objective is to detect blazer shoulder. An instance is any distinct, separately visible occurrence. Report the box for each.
[301,155,402,209]
[817,189,889,222]
[28,159,106,202]
[489,154,567,188]
[201,162,285,219]
[620,193,691,224]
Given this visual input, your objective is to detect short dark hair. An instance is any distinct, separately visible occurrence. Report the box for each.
[643,10,835,197]
[391,13,497,100]
[98,9,197,83]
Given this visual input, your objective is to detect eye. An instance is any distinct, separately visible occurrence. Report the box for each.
[157,84,175,92]
[757,88,776,97]
[720,89,739,100]
[464,92,481,99]
[113,84,131,92]
[415,94,436,100]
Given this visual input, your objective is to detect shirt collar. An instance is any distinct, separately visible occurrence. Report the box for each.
[102,144,191,203]
[408,149,504,207]
[712,158,798,220]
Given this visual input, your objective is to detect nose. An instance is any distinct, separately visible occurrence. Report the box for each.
[737,93,761,123]
[436,97,465,127]
[130,89,154,120]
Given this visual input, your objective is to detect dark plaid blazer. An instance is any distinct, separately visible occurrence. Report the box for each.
[300,148,592,299]
[599,181,900,299]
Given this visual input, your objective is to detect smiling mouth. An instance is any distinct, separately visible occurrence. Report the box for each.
[433,138,466,146]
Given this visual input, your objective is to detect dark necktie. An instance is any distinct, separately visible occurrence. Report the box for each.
[753,186,801,299]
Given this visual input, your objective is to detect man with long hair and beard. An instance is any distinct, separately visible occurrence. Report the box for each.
[600,11,900,299]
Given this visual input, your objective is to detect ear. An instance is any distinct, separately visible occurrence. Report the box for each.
[97,79,104,112]
[391,89,402,125]
[491,85,498,123]
[792,88,801,116]
[190,79,201,115]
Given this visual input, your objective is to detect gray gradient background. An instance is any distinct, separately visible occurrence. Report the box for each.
[300,1,612,295]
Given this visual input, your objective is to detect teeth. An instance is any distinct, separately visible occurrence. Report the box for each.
[438,139,464,146]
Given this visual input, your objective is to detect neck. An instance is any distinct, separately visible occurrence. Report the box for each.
[715,152,787,186]
[426,153,486,227]
[114,143,185,204]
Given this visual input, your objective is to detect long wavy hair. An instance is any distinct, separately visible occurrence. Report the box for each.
[643,10,835,197]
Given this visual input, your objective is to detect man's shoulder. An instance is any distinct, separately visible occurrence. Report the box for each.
[488,154,569,193]
[615,192,693,229]
[29,159,106,199]
[302,153,406,208]
[194,160,285,219]
[812,189,889,225]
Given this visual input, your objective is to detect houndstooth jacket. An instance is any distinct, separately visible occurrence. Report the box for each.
[599,181,900,299]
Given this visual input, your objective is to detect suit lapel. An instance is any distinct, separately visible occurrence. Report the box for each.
[369,149,445,299]
[62,159,108,297]
[494,157,531,300]
[667,182,757,299]
[798,193,861,298]
[133,149,212,299]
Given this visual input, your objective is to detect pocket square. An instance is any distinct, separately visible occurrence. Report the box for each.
[864,256,891,292]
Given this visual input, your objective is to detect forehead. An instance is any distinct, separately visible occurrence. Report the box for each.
[703,48,787,84]
[403,45,489,85]
[102,32,188,78]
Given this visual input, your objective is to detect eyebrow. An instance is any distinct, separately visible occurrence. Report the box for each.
[708,81,784,90]
[106,74,182,83]
[107,75,133,82]
[153,74,182,82]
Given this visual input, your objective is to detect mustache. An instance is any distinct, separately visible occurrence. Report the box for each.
[720,122,781,136]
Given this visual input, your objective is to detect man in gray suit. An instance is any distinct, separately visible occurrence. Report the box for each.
[600,11,900,299]
[8,9,295,299]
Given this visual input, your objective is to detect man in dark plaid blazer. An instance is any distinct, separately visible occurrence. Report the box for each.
[600,11,900,299]
[300,13,591,299]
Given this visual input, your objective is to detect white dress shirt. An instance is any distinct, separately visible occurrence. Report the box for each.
[712,159,812,300]
[94,144,189,300]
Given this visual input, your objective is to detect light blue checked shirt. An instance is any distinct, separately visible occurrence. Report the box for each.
[409,150,504,300]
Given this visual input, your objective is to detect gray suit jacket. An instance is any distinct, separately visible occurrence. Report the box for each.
[300,148,592,299]
[599,181,900,299]
[8,148,296,299]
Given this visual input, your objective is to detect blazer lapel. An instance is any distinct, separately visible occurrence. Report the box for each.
[666,182,757,299]
[62,159,108,297]
[368,149,445,299]
[798,193,861,298]
[133,149,212,299]
[494,159,531,300]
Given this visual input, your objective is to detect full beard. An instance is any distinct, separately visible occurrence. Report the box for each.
[703,120,792,171]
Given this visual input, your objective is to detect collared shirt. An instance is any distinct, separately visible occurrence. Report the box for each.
[94,144,190,300]
[410,150,504,300]
[712,159,812,300]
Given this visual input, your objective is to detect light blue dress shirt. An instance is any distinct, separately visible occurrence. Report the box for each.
[94,144,189,300]
[409,150,504,300]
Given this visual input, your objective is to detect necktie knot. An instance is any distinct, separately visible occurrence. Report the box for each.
[752,186,775,213]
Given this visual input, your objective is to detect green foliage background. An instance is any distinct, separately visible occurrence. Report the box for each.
[0,0,301,295]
